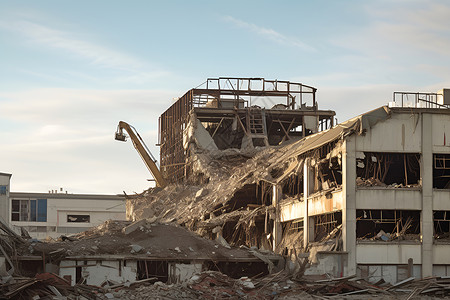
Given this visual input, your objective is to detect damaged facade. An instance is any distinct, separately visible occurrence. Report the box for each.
[4,80,450,298]
[127,83,450,285]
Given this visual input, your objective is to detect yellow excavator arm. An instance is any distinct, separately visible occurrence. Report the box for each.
[115,121,167,188]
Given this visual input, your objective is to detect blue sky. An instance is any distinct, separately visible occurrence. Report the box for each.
[1,0,450,194]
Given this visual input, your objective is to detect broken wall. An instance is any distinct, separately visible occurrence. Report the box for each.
[59,260,137,286]
[303,252,346,277]
[357,264,422,285]
[169,263,203,284]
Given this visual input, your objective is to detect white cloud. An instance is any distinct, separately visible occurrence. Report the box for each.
[0,88,175,194]
[316,84,403,121]
[332,2,450,67]
[304,1,450,98]
[223,16,315,51]
[0,88,171,125]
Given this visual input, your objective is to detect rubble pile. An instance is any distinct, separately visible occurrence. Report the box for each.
[3,217,450,299]
[30,219,262,263]
[0,273,103,299]
[127,140,313,248]
[6,270,450,299]
[356,177,420,188]
[128,148,276,222]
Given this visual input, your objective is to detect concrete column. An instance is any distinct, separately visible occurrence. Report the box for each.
[342,137,357,276]
[272,184,282,252]
[421,113,433,277]
[303,159,310,248]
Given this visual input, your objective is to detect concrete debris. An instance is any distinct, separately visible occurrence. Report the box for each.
[5,270,450,299]
[216,235,231,249]
[130,244,143,253]
[28,220,263,262]
[376,230,390,241]
[122,219,147,235]
[5,99,449,298]
[238,276,256,289]
[195,188,208,199]
[2,219,450,299]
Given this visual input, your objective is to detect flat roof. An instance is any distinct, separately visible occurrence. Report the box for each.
[390,106,450,114]
[9,192,125,200]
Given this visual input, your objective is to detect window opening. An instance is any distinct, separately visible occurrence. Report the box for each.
[137,260,168,282]
[434,210,450,240]
[356,210,420,241]
[433,154,450,189]
[356,152,420,187]
[67,215,90,223]
[314,211,342,242]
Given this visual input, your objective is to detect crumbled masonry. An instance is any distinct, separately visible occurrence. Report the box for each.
[127,108,390,253]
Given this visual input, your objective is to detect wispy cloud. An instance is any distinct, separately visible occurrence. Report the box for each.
[323,1,450,88]
[0,16,171,85]
[1,20,141,70]
[223,16,315,52]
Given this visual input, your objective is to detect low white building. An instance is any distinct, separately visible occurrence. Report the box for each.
[9,192,126,239]
[0,173,126,239]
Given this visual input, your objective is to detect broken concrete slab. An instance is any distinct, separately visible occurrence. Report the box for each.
[122,219,147,235]
[195,188,208,199]
[130,244,143,253]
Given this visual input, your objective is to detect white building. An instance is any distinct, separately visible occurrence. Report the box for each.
[0,173,126,239]
[276,105,450,282]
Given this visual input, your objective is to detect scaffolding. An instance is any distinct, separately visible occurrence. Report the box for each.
[159,77,335,184]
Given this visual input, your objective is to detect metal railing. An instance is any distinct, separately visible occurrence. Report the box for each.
[392,92,450,109]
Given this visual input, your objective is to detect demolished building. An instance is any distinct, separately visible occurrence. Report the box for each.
[3,79,450,298]
[158,77,335,184]
[127,82,450,284]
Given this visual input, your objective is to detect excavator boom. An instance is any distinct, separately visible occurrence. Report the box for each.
[115,121,167,188]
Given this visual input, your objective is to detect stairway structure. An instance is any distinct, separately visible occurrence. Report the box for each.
[246,107,269,147]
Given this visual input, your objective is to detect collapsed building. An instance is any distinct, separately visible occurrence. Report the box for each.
[127,80,450,284]
[3,78,450,297]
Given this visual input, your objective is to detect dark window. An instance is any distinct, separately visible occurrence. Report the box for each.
[67,215,90,223]
[11,199,47,222]
[30,200,37,222]
[434,210,450,240]
[434,154,450,189]
[11,200,20,221]
[137,261,168,282]
[356,152,421,187]
[37,199,47,222]
[0,185,7,195]
[356,209,420,240]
